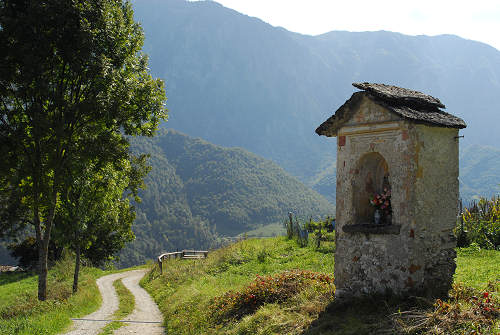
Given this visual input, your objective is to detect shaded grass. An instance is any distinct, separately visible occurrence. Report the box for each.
[142,237,499,335]
[97,278,135,335]
[0,254,106,335]
[0,272,31,286]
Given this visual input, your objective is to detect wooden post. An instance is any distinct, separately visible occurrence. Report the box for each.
[158,256,163,275]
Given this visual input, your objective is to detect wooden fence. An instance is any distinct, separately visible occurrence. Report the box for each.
[157,250,208,274]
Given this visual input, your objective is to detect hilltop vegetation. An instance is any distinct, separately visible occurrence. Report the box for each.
[118,130,335,267]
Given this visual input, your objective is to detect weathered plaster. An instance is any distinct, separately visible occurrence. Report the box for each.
[334,98,459,298]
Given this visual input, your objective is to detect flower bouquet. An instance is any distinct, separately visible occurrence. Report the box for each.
[370,188,392,224]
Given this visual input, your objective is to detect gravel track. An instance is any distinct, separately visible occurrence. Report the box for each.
[113,269,164,334]
[61,269,163,335]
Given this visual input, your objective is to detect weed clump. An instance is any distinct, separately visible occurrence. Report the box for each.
[456,196,500,250]
[210,270,334,322]
[394,282,499,334]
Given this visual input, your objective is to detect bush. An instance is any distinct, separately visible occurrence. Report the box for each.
[456,197,500,249]
[305,216,335,249]
[210,270,334,322]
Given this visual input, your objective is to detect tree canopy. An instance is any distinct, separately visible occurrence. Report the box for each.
[0,0,167,300]
[56,157,146,292]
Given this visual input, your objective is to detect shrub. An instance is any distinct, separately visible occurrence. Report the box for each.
[210,270,334,322]
[456,197,500,249]
[305,216,335,249]
[256,250,267,263]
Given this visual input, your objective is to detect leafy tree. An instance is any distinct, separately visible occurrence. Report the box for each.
[56,157,146,292]
[0,0,166,300]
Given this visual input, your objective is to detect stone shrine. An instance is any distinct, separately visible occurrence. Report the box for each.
[316,83,466,298]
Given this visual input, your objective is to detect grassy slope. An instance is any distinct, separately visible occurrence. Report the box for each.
[141,236,335,335]
[1,239,497,334]
[0,256,105,335]
[0,256,144,335]
[141,237,499,335]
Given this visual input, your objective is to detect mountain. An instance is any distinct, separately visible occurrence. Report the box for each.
[460,145,500,201]
[131,0,500,202]
[118,129,335,267]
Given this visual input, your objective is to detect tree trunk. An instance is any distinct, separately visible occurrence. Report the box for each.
[35,188,58,301]
[37,238,49,301]
[73,242,81,293]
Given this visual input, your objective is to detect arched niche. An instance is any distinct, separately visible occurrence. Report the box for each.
[352,152,391,224]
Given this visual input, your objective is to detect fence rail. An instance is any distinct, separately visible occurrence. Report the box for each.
[157,250,208,274]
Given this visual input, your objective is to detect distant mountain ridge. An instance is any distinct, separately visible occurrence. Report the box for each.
[118,129,335,266]
[131,0,500,201]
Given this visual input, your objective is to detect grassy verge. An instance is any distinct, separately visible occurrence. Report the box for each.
[0,255,105,335]
[141,236,335,334]
[142,237,499,335]
[97,278,135,335]
[454,245,500,289]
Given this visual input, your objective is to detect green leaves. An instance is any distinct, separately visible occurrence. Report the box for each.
[457,197,500,250]
[0,0,167,299]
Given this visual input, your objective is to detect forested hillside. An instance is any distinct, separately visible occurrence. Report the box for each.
[131,0,500,201]
[118,130,335,267]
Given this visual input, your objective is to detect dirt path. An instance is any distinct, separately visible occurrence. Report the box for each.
[61,269,163,335]
[113,269,164,335]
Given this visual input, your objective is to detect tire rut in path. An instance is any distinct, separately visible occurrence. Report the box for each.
[112,269,164,334]
[61,269,163,335]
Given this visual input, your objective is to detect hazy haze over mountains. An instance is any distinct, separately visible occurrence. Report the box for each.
[131,0,500,202]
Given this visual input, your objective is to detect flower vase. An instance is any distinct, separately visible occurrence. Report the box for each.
[374,209,381,225]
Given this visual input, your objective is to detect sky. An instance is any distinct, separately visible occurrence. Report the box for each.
[211,0,500,51]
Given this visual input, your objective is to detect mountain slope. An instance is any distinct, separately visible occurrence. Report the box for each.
[118,129,335,267]
[460,145,500,201]
[131,0,500,201]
